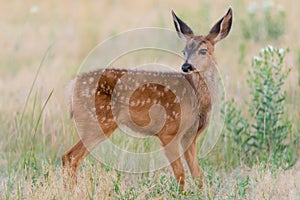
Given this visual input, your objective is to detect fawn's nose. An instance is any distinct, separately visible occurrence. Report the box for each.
[181,63,194,72]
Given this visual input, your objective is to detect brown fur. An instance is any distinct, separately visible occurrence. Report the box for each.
[62,8,233,190]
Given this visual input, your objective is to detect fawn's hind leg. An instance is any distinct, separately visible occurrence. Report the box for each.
[62,122,117,185]
[62,139,89,183]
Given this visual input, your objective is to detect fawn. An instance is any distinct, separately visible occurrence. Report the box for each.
[62,8,233,190]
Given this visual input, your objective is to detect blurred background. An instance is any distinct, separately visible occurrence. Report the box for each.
[1,0,299,113]
[0,0,299,199]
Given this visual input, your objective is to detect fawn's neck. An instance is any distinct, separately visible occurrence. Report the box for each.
[186,66,218,109]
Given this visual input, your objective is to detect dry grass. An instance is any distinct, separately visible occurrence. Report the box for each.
[248,161,300,199]
[3,160,299,199]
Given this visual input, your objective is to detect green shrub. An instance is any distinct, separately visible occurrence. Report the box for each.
[222,99,249,167]
[247,46,294,167]
[223,46,296,168]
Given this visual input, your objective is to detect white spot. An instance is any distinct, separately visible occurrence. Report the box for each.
[174,98,180,103]
[89,77,94,83]
[164,86,170,92]
[136,99,140,106]
[81,88,90,97]
[146,98,151,103]
[130,101,136,106]
[82,81,87,85]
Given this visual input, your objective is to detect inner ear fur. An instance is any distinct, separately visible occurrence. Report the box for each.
[172,10,194,39]
[207,8,233,44]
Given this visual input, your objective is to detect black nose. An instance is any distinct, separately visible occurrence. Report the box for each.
[182,63,193,72]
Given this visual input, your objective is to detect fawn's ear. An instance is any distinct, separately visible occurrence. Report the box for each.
[172,10,194,39]
[207,7,233,44]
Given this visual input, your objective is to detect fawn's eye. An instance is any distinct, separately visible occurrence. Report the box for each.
[199,49,207,55]
[182,50,186,56]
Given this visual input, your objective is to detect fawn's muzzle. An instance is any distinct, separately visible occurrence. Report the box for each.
[181,63,194,72]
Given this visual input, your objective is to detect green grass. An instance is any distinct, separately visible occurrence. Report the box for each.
[1,45,299,199]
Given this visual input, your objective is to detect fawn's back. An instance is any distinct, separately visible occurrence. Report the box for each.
[70,68,211,140]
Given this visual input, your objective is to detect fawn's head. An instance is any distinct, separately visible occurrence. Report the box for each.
[172,8,233,73]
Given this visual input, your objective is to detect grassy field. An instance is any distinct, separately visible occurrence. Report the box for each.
[1,0,300,199]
